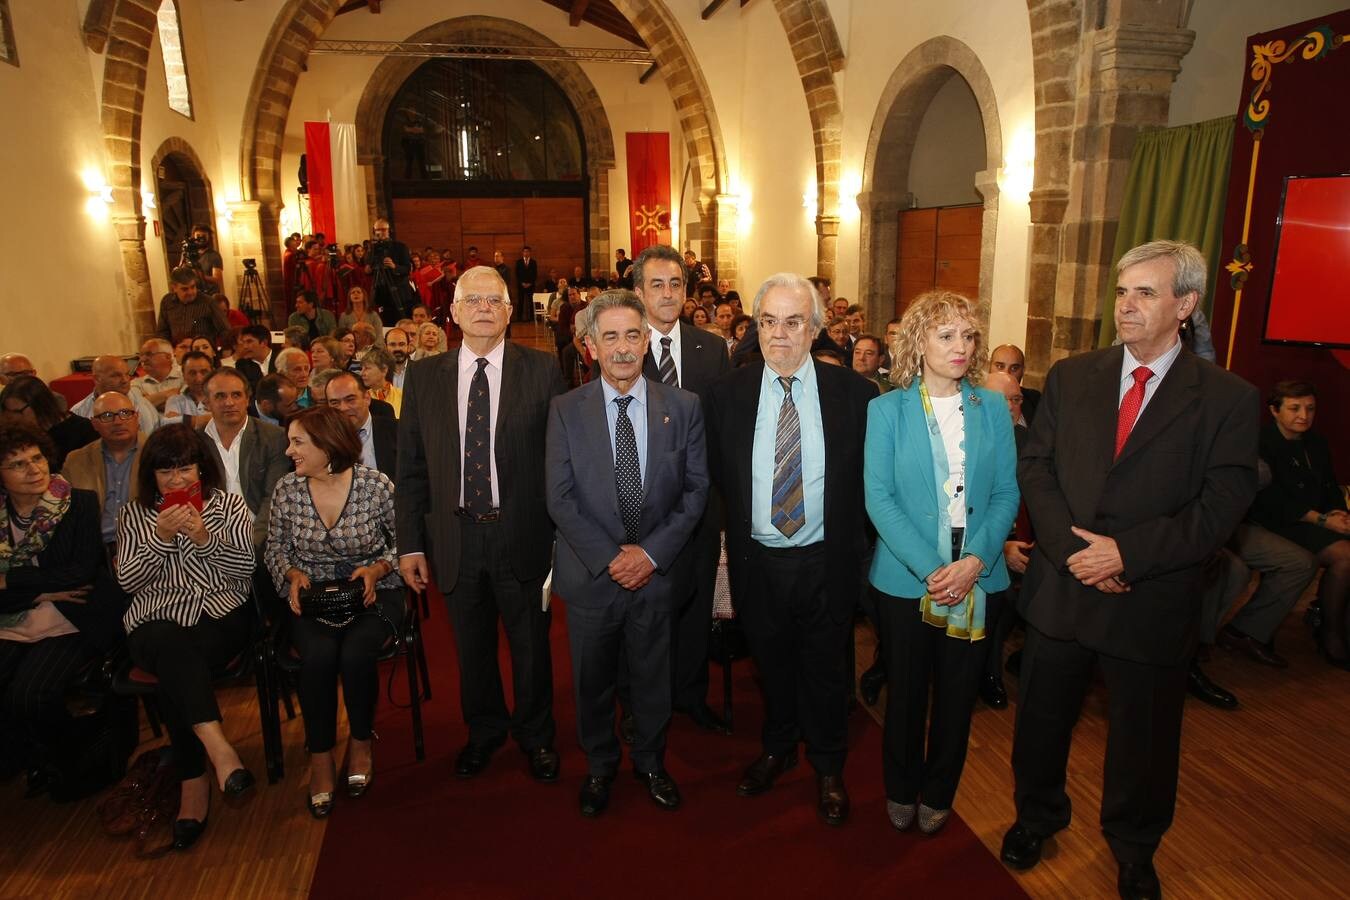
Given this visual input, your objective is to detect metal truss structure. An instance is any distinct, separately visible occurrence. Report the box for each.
[308,40,654,66]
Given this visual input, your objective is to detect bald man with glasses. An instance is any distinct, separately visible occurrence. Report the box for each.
[62,392,145,558]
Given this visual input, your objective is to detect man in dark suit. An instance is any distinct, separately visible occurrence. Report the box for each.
[514,246,539,320]
[1000,241,1259,900]
[369,219,415,326]
[990,343,1040,425]
[546,290,709,818]
[325,371,397,481]
[627,244,732,735]
[198,368,290,548]
[233,325,277,392]
[704,273,876,826]
[397,265,566,785]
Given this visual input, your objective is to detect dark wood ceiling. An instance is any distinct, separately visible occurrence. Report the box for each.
[536,0,645,47]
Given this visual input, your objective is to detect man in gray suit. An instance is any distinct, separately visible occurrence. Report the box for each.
[546,290,709,818]
[198,368,290,548]
[397,266,566,784]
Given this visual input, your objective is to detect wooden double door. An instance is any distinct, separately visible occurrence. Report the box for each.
[896,204,982,315]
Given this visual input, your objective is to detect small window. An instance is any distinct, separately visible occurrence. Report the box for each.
[156,0,192,118]
[0,1,18,67]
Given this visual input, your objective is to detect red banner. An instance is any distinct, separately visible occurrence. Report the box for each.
[626,132,671,255]
[304,122,336,240]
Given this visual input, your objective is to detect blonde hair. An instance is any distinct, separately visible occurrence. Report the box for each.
[416,322,447,355]
[889,290,988,390]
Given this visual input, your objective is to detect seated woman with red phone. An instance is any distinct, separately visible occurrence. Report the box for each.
[115,423,257,852]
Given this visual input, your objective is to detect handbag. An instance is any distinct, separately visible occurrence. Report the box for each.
[299,579,366,628]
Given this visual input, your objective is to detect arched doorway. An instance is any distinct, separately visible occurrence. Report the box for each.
[378,56,589,302]
[150,140,214,278]
[859,37,1002,325]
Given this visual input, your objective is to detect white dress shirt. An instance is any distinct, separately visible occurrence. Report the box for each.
[648,322,683,386]
[456,339,505,507]
[205,416,248,498]
[355,413,377,470]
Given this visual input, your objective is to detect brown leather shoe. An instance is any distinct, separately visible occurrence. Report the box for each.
[1217,625,1288,668]
[817,774,849,826]
[736,751,798,796]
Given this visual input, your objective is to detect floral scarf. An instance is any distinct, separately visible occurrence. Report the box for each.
[0,474,73,627]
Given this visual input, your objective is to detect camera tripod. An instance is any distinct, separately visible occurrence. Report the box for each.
[238,264,271,326]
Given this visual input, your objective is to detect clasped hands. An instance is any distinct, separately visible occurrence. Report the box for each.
[1066,525,1129,594]
[926,556,982,607]
[286,564,384,615]
[608,545,654,592]
[154,504,209,546]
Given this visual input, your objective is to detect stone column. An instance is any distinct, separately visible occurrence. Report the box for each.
[856,189,914,320]
[815,214,839,283]
[588,164,611,275]
[973,169,1000,316]
[228,200,283,327]
[113,214,155,340]
[713,192,738,291]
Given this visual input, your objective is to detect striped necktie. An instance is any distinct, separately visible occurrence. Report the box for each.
[658,336,678,387]
[771,376,804,538]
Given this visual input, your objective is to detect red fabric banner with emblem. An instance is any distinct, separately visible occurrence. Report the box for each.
[626,132,672,255]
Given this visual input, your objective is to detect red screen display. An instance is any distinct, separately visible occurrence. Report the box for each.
[1263,174,1350,347]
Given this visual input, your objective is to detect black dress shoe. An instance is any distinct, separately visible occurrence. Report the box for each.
[527,747,560,783]
[579,774,613,818]
[736,751,798,796]
[634,769,681,810]
[221,768,256,807]
[1000,823,1044,870]
[816,774,849,826]
[979,673,1009,709]
[172,816,208,851]
[1187,662,1238,710]
[1117,861,1162,900]
[682,703,731,735]
[1004,649,1023,677]
[859,663,886,706]
[454,742,500,778]
[1217,625,1288,668]
[618,712,636,746]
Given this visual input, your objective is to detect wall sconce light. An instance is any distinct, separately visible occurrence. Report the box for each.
[141,189,157,212]
[997,126,1036,204]
[81,169,114,221]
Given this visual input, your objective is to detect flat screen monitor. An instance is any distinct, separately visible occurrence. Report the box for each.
[1262,173,1350,348]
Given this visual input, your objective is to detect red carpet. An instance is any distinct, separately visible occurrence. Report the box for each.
[308,590,1028,899]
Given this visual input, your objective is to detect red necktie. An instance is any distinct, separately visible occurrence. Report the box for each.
[1114,366,1153,458]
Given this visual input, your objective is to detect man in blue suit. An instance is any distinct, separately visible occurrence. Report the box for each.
[546,290,710,819]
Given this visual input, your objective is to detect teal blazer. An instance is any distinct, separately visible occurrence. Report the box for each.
[864,381,1020,599]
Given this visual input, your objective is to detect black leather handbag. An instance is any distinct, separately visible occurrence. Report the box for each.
[299,579,365,628]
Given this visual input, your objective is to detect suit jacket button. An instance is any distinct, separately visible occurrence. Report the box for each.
[967,507,974,514]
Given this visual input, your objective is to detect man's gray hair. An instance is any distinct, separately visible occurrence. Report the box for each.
[276,346,309,372]
[310,367,342,391]
[144,338,173,354]
[585,290,648,343]
[1117,240,1207,300]
[752,273,825,333]
[630,245,687,292]
[453,265,509,303]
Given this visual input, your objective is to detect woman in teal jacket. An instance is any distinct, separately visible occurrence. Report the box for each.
[864,290,1019,836]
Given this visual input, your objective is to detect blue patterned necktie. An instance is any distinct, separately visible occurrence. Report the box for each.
[463,358,492,514]
[771,376,804,537]
[614,395,642,544]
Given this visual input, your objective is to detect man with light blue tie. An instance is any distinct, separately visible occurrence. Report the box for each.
[325,371,397,480]
[704,273,877,826]
[546,290,709,819]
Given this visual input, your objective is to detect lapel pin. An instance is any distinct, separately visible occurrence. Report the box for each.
[663,415,670,424]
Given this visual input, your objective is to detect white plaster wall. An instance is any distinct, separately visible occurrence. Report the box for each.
[832,1,1036,349]
[907,72,986,209]
[0,1,131,377]
[280,0,685,265]
[1169,0,1348,127]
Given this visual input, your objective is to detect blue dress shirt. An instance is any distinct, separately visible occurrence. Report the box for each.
[752,358,825,547]
[600,375,648,488]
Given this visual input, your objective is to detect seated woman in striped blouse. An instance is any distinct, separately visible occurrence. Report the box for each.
[265,405,402,820]
[116,423,257,852]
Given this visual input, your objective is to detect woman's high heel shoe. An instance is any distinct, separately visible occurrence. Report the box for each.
[221,767,256,808]
[306,790,334,819]
[345,733,378,799]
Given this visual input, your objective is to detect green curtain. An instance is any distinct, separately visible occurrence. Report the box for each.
[1098,115,1235,347]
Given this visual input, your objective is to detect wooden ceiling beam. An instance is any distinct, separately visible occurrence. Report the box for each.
[701,0,730,19]
[569,0,590,27]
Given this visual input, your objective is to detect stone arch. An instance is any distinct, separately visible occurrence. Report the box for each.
[770,0,845,280]
[857,36,1003,326]
[148,136,215,278]
[239,0,733,310]
[353,17,616,274]
[98,0,161,337]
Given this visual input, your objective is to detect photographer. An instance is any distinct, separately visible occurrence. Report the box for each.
[366,219,414,327]
[182,224,224,296]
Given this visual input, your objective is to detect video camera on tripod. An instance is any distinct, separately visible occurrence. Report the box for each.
[178,234,208,268]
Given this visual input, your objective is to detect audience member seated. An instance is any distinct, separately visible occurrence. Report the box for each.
[0,376,97,473]
[264,406,403,818]
[255,374,299,429]
[233,326,276,390]
[0,353,39,384]
[324,372,397,480]
[156,267,231,347]
[845,303,866,338]
[383,328,410,390]
[851,335,891,394]
[1248,379,1350,669]
[215,295,250,330]
[338,288,383,333]
[70,355,159,437]
[309,368,342,406]
[989,344,1040,425]
[162,351,214,428]
[189,337,218,366]
[282,326,311,352]
[288,291,337,344]
[332,329,359,373]
[412,322,446,361]
[116,424,258,850]
[199,369,290,549]
[814,316,852,359]
[358,348,401,417]
[309,337,344,375]
[0,423,128,793]
[63,392,145,558]
[276,348,314,408]
[350,323,381,366]
[131,338,180,405]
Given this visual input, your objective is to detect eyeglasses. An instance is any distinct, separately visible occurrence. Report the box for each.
[2,368,36,378]
[1,454,48,474]
[93,409,138,423]
[758,315,808,334]
[458,295,507,309]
